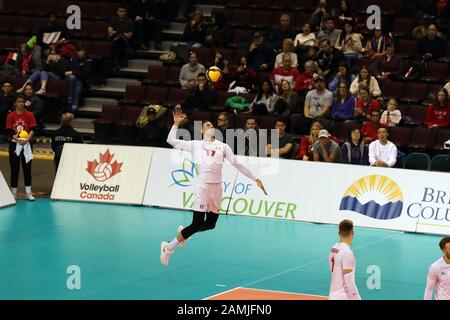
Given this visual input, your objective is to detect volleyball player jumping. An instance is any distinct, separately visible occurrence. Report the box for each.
[160,108,267,266]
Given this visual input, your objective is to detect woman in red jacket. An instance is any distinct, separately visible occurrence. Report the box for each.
[424,88,450,129]
[296,121,323,160]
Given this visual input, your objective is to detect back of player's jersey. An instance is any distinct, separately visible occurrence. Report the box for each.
[329,242,354,299]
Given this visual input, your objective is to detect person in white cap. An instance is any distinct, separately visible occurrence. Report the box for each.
[313,129,340,163]
[160,107,268,266]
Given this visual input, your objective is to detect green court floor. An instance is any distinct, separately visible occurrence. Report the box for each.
[0,199,442,300]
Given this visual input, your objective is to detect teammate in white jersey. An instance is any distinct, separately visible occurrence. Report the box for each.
[328,219,361,300]
[160,108,267,266]
[424,237,450,300]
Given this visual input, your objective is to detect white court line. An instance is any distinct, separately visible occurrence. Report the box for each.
[203,287,242,300]
[241,234,400,288]
[239,287,327,298]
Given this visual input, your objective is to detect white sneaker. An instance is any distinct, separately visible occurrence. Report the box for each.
[26,193,35,201]
[160,241,172,266]
[178,226,186,248]
[36,88,46,95]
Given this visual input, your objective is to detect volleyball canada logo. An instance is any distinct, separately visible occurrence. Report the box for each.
[339,175,404,220]
[86,149,123,182]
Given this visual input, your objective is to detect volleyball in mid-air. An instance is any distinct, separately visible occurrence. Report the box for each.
[18,130,29,139]
[206,66,223,83]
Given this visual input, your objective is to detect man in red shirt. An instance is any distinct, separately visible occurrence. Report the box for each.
[361,110,384,145]
[5,95,37,200]
[271,53,299,90]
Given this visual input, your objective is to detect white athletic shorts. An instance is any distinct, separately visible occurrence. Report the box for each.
[193,183,223,214]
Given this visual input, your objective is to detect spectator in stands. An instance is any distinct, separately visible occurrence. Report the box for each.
[137,106,168,147]
[248,33,275,73]
[204,12,232,49]
[361,110,383,145]
[418,24,446,61]
[328,62,355,95]
[310,0,330,33]
[6,95,37,200]
[250,80,278,115]
[209,51,231,90]
[66,47,93,113]
[332,0,358,30]
[296,121,323,161]
[335,21,363,69]
[430,0,450,35]
[1,44,35,77]
[23,84,43,130]
[51,112,83,173]
[317,39,345,81]
[340,128,368,165]
[231,56,257,91]
[445,80,450,94]
[275,80,300,116]
[129,0,164,51]
[368,127,397,167]
[304,75,334,126]
[298,46,318,73]
[108,4,135,71]
[271,54,300,88]
[266,118,294,159]
[373,43,403,81]
[34,12,68,71]
[363,28,392,60]
[330,80,355,121]
[313,129,340,163]
[179,52,206,89]
[424,88,450,129]
[317,17,342,47]
[295,24,318,53]
[183,9,207,49]
[296,60,317,96]
[350,66,382,98]
[380,98,402,127]
[275,39,298,68]
[354,84,381,123]
[271,14,297,52]
[17,51,68,96]
[177,73,215,111]
[0,82,15,130]
[216,112,235,147]
[242,117,259,156]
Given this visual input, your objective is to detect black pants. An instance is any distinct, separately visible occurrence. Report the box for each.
[134,19,163,45]
[181,211,220,240]
[9,142,32,188]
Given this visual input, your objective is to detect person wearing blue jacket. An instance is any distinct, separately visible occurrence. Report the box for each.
[330,80,355,121]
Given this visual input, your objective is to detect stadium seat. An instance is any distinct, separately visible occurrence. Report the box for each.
[2,0,22,14]
[115,106,142,145]
[0,15,19,33]
[194,47,213,66]
[270,0,293,10]
[230,9,253,27]
[121,85,147,106]
[392,18,416,38]
[290,114,304,135]
[191,111,213,123]
[430,154,450,172]
[250,11,275,29]
[259,116,277,130]
[420,62,448,83]
[337,122,361,142]
[381,82,405,100]
[389,127,413,148]
[433,129,450,152]
[396,40,418,59]
[249,0,273,9]
[166,88,190,107]
[403,152,430,170]
[0,36,16,50]
[382,0,404,15]
[409,127,437,151]
[96,3,117,20]
[402,83,428,104]
[94,104,123,144]
[166,66,181,86]
[228,0,250,8]
[45,80,68,98]
[143,65,168,85]
[143,86,169,105]
[403,105,427,126]
[90,41,112,59]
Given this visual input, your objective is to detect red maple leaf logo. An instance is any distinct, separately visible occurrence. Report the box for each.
[86,149,123,182]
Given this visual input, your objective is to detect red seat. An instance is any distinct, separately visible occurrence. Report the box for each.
[409,127,437,150]
[404,105,427,126]
[45,80,68,98]
[295,12,311,26]
[392,18,417,38]
[434,129,450,151]
[90,41,112,59]
[270,0,293,10]
[2,0,22,14]
[249,0,273,8]
[337,122,362,141]
[143,65,168,85]
[191,111,213,123]
[96,3,117,20]
[290,114,304,135]
[230,9,253,27]
[78,2,98,20]
[73,20,97,38]
[228,0,250,8]
[402,83,428,104]
[94,104,123,144]
[250,11,275,29]
[166,66,181,86]
[381,82,405,100]
[0,15,19,33]
[115,106,142,145]
[420,62,449,82]
[231,29,252,48]
[209,91,230,111]
[0,36,16,50]
[121,85,147,105]
[166,88,190,106]
[35,0,59,16]
[194,47,213,65]
[382,0,404,14]
[93,21,109,39]
[16,16,41,34]
[291,0,314,10]
[396,40,419,59]
[212,8,231,21]
[389,127,413,148]
[144,86,169,105]
[259,116,277,130]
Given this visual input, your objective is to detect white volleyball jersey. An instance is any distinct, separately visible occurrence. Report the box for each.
[329,242,357,300]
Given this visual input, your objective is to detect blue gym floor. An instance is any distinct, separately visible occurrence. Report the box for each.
[0,198,442,300]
